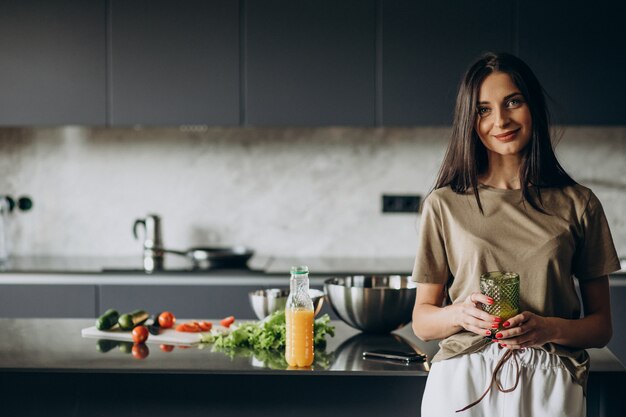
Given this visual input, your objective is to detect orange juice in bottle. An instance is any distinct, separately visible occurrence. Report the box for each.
[285,266,314,367]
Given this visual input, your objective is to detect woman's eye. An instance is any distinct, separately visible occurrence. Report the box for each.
[507,98,523,107]
[477,107,490,116]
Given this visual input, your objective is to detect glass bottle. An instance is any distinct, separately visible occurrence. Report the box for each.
[285,265,314,367]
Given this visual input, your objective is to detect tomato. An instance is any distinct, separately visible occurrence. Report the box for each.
[132,343,150,360]
[132,326,149,343]
[158,311,176,329]
[197,321,213,332]
[160,344,175,352]
[220,316,235,328]
[176,322,201,332]
[175,320,213,333]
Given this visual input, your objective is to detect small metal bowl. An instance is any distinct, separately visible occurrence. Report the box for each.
[248,288,325,320]
[324,275,416,333]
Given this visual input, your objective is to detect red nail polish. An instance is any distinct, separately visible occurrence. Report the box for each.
[485,330,492,336]
[493,317,502,322]
[496,333,503,339]
[503,321,510,327]
[500,344,507,347]
[487,298,494,305]
[491,323,499,329]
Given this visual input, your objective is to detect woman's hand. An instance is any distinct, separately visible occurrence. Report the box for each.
[454,292,501,337]
[494,311,556,349]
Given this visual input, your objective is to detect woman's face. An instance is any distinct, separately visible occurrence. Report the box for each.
[475,72,532,157]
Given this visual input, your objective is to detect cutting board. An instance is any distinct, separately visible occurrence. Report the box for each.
[81,326,205,345]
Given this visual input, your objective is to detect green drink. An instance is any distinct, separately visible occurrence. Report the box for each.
[480,271,520,337]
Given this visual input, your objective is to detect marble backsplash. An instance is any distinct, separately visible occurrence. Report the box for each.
[0,126,624,260]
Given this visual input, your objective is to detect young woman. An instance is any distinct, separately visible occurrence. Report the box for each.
[411,52,620,416]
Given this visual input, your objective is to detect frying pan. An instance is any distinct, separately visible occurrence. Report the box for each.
[163,245,254,269]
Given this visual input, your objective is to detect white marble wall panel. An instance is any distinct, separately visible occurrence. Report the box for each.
[0,127,624,259]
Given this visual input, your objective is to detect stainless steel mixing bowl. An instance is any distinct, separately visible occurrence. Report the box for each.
[248,288,325,320]
[324,275,416,333]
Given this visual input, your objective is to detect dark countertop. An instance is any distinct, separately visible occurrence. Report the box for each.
[0,255,270,275]
[0,256,622,289]
[0,255,623,277]
[0,318,433,376]
[0,318,623,376]
[2,318,624,417]
[0,255,416,276]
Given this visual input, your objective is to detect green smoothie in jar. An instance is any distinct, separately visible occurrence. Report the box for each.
[479,271,520,337]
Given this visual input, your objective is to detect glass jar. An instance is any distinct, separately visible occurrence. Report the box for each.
[480,271,520,337]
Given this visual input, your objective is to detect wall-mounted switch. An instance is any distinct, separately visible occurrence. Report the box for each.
[382,194,422,214]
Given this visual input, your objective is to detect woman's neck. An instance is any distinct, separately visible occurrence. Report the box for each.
[479,154,524,190]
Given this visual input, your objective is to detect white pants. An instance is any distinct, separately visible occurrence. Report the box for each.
[421,343,585,417]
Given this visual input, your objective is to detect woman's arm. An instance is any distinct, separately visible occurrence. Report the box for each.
[412,282,501,341]
[497,275,612,349]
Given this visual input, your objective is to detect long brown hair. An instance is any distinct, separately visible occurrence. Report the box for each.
[434,52,576,213]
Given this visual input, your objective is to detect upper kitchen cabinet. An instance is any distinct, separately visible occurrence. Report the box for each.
[382,0,514,126]
[109,0,239,126]
[245,0,376,126]
[0,0,106,126]
[518,1,626,125]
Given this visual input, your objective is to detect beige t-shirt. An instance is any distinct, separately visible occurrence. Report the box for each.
[411,183,620,388]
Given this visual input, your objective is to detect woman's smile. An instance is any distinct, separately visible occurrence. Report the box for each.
[493,128,521,142]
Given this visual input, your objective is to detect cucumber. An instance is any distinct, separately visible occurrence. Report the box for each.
[96,309,120,330]
[118,309,149,330]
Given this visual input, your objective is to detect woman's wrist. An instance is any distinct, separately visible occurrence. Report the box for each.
[545,316,562,343]
[446,303,465,332]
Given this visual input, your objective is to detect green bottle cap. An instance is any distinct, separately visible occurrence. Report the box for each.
[290,265,309,275]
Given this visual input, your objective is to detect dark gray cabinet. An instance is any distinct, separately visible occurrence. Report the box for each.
[382,0,514,126]
[109,0,240,126]
[0,0,106,125]
[0,0,623,126]
[245,0,376,126]
[0,281,336,320]
[98,284,337,320]
[0,285,96,318]
[518,1,626,125]
[98,285,262,319]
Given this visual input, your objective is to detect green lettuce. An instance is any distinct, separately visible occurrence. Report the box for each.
[201,310,334,356]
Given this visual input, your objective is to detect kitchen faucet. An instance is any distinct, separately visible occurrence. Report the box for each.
[133,214,164,273]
